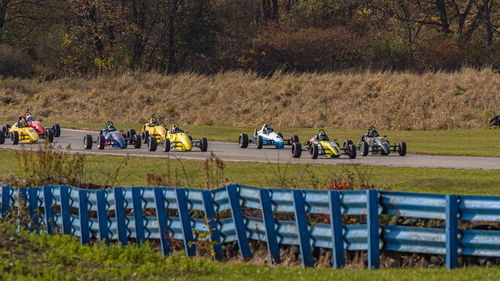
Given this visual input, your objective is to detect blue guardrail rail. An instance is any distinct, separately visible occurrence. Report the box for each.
[1,184,500,269]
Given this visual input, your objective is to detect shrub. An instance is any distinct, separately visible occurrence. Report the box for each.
[0,44,34,77]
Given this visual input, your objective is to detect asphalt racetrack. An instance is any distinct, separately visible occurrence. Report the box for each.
[2,128,499,170]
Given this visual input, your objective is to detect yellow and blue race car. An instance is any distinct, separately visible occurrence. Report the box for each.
[292,129,356,159]
[1,120,43,145]
[140,116,208,152]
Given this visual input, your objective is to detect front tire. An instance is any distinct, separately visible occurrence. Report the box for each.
[348,144,357,159]
[360,141,369,156]
[163,138,170,152]
[200,137,208,152]
[47,129,54,143]
[53,124,61,137]
[291,135,300,143]
[239,134,248,148]
[127,129,136,144]
[0,131,4,144]
[311,144,318,159]
[84,135,93,149]
[97,135,105,150]
[142,131,149,144]
[134,134,142,148]
[398,141,407,156]
[292,142,302,158]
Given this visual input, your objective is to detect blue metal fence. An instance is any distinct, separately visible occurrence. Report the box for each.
[1,183,500,269]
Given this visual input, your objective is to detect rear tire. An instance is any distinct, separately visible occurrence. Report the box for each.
[239,134,248,148]
[47,129,54,143]
[134,134,141,148]
[11,131,19,145]
[311,144,318,159]
[148,136,157,151]
[291,135,299,143]
[0,131,4,144]
[292,142,302,158]
[2,124,10,135]
[200,137,208,152]
[398,141,407,156]
[84,135,92,149]
[360,141,369,156]
[52,124,61,137]
[97,135,105,150]
[127,129,136,144]
[348,144,357,159]
[163,138,170,152]
[256,135,263,149]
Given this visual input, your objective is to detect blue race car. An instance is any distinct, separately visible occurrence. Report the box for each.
[84,121,141,150]
[239,124,299,149]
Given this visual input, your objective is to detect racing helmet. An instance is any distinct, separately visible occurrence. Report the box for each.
[319,133,328,141]
[20,119,26,127]
[26,115,33,122]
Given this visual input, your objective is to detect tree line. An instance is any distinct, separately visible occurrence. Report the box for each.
[0,0,498,77]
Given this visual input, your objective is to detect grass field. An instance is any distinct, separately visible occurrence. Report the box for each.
[41,122,500,157]
[0,223,499,281]
[0,149,499,195]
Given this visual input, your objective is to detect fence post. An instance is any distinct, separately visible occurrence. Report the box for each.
[176,188,196,257]
[446,194,459,269]
[154,188,170,256]
[201,190,223,261]
[43,186,55,235]
[28,188,40,232]
[78,190,90,245]
[59,186,72,235]
[329,190,345,269]
[259,189,280,264]
[132,187,145,244]
[292,189,314,267]
[226,184,252,260]
[367,189,380,269]
[114,187,128,246]
[96,190,109,243]
[19,188,28,229]
[1,186,10,218]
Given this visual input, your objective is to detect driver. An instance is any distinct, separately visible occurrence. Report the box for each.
[319,133,328,141]
[105,121,116,131]
[171,124,183,133]
[262,124,273,134]
[17,116,27,128]
[149,115,159,126]
[368,128,379,137]
[25,110,34,122]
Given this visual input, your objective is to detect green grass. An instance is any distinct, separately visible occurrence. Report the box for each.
[0,222,499,281]
[48,122,500,157]
[1,149,499,195]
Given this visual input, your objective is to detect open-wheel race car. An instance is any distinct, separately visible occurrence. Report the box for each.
[291,129,356,159]
[1,118,43,145]
[358,126,406,156]
[140,116,208,152]
[83,121,141,150]
[239,124,299,149]
[25,110,60,139]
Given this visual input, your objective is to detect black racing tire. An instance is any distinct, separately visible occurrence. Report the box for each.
[360,141,369,156]
[52,124,61,137]
[398,141,407,156]
[239,134,248,148]
[148,136,157,151]
[11,131,19,145]
[292,142,302,158]
[97,135,105,150]
[2,124,9,135]
[348,144,357,159]
[127,129,136,144]
[200,137,208,152]
[0,131,4,144]
[163,138,170,152]
[311,144,318,159]
[47,129,54,143]
[291,135,299,143]
[134,134,141,148]
[256,135,263,149]
[142,131,149,144]
[84,135,93,149]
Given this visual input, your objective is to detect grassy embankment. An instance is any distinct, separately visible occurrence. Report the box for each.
[0,69,497,130]
[0,223,499,281]
[0,149,498,195]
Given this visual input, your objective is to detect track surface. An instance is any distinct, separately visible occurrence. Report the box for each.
[2,128,499,170]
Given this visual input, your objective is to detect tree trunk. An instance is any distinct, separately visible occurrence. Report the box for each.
[271,0,278,20]
[436,0,451,33]
[167,0,178,73]
[262,0,271,21]
[483,0,493,46]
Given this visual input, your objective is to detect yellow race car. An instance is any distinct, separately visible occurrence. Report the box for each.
[291,129,356,159]
[140,116,208,152]
[1,120,41,145]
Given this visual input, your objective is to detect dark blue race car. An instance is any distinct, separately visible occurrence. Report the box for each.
[84,121,141,150]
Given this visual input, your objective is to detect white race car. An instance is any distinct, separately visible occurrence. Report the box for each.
[239,124,299,149]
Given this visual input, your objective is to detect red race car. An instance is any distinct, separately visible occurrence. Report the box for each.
[25,111,61,141]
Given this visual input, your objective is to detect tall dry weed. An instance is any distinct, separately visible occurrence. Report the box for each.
[0,69,498,129]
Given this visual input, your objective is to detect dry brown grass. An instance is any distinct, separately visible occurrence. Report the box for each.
[1,68,498,129]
